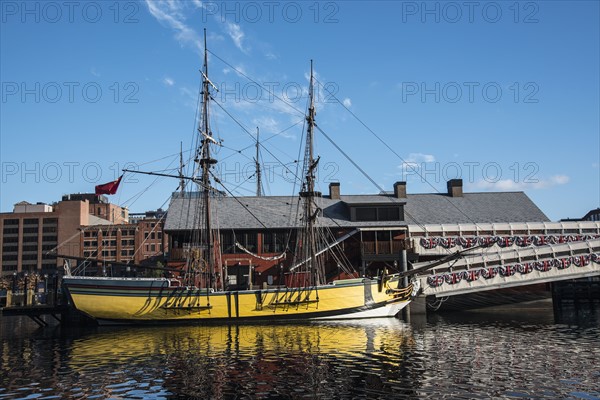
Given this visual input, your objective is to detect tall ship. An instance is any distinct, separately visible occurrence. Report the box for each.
[61,33,418,324]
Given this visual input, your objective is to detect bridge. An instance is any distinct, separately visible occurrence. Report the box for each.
[407,222,600,299]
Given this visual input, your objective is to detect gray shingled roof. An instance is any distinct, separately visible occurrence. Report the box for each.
[404,192,550,225]
[164,191,549,231]
[165,193,406,231]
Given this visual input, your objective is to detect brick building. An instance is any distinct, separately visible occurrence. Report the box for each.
[80,217,168,266]
[0,194,128,276]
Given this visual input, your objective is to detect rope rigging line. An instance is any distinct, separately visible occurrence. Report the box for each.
[208,170,268,230]
[210,95,304,186]
[313,77,512,261]
[207,49,307,118]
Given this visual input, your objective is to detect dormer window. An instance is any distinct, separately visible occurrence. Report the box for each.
[353,206,402,222]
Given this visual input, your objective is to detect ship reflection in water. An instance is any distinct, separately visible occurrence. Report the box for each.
[65,320,417,399]
[1,308,599,399]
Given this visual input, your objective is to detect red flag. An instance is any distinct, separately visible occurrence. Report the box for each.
[95,175,123,195]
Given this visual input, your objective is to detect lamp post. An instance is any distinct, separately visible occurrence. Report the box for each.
[12,272,16,292]
[24,273,28,306]
[279,263,283,286]
[44,274,48,305]
[33,273,38,305]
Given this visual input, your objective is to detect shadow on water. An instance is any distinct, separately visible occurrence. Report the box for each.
[426,299,600,329]
[554,303,600,328]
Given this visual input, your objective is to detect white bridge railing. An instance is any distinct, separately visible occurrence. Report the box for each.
[417,238,600,297]
[410,221,600,255]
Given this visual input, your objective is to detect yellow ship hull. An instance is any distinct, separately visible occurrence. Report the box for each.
[62,276,413,324]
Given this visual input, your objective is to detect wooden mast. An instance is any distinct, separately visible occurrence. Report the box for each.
[198,29,218,289]
[179,141,184,196]
[255,127,262,197]
[299,60,323,286]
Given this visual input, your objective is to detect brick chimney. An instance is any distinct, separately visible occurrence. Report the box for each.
[447,179,463,197]
[329,182,340,199]
[393,181,407,198]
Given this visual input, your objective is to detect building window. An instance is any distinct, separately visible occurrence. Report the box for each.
[354,206,401,222]
[42,235,58,242]
[262,231,290,253]
[233,232,257,253]
[151,244,156,252]
[378,207,400,221]
[4,219,19,226]
[24,218,39,225]
[355,208,377,221]
[220,231,235,254]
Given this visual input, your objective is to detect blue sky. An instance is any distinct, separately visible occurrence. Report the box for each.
[1,0,599,221]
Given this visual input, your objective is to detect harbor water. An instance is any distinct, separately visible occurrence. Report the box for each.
[1,301,599,399]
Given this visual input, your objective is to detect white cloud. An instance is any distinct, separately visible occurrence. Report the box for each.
[179,86,199,110]
[471,174,570,191]
[551,174,570,185]
[225,22,247,53]
[144,0,202,53]
[397,153,436,178]
[400,153,435,166]
[252,116,279,134]
[163,77,175,86]
[234,64,247,77]
[90,67,100,77]
[342,98,352,108]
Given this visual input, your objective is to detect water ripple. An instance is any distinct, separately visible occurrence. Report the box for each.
[1,308,599,399]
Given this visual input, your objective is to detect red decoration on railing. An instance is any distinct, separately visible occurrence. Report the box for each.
[426,254,600,289]
[419,234,599,250]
